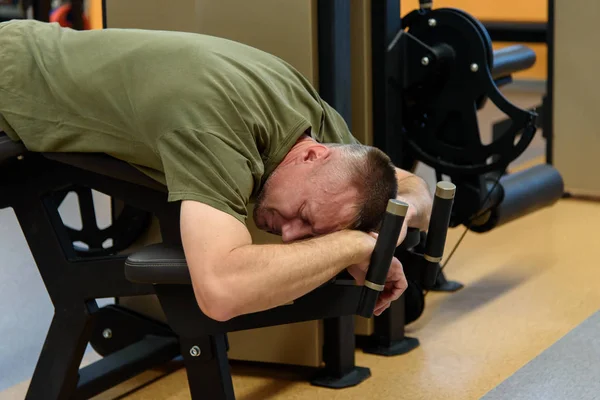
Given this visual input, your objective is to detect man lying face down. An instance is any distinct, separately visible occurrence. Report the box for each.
[0,20,433,321]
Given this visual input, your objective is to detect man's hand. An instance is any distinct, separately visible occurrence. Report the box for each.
[347,255,407,316]
[395,167,433,231]
[346,231,408,315]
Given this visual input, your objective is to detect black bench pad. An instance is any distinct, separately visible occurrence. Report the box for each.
[492,44,537,79]
[126,229,422,287]
[42,152,167,192]
[1,133,165,191]
[125,243,356,289]
[125,244,192,285]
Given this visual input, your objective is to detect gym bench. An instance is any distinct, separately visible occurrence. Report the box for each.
[0,131,454,399]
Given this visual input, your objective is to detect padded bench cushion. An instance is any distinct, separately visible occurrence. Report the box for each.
[1,132,166,191]
[125,243,192,285]
[125,243,353,287]
[42,152,167,192]
[126,229,422,286]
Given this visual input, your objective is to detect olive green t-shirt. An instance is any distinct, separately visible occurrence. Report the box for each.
[0,20,358,224]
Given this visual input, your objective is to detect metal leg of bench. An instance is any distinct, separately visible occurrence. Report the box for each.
[180,334,235,400]
[311,315,371,388]
[361,297,420,356]
[25,301,96,400]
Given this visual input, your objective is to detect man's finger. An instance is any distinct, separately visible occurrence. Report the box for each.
[392,286,404,299]
[375,295,391,310]
[378,288,398,302]
[374,302,391,316]
[378,282,406,303]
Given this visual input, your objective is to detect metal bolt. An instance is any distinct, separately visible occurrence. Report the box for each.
[421,57,430,66]
[470,63,479,72]
[190,346,201,357]
[428,18,437,27]
[102,329,112,339]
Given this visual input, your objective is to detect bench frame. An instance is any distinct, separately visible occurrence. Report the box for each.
[0,151,374,399]
[1,152,181,398]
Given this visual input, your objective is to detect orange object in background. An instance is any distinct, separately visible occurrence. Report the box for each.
[50,3,91,30]
[401,0,547,22]
[88,0,103,29]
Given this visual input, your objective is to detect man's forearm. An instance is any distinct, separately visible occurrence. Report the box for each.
[395,168,432,230]
[210,230,372,319]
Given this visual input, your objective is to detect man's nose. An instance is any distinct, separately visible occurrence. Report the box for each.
[281,219,312,243]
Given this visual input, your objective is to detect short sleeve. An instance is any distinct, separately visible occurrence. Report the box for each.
[157,129,255,224]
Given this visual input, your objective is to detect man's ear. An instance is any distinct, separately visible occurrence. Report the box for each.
[302,145,331,162]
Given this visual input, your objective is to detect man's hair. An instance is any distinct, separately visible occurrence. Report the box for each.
[323,143,398,233]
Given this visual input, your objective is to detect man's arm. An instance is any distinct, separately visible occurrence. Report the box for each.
[180,200,376,322]
[394,167,432,230]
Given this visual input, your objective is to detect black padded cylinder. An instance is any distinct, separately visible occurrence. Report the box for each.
[494,163,564,227]
[422,182,456,289]
[491,45,537,79]
[356,199,408,318]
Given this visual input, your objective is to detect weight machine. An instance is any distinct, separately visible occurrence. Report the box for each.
[315,0,563,356]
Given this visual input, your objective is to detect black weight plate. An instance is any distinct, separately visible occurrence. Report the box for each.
[400,7,535,176]
[53,186,152,257]
[438,8,494,69]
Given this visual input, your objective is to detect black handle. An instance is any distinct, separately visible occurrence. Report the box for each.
[422,181,456,289]
[356,199,409,318]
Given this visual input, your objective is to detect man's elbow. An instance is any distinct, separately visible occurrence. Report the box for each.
[191,277,240,322]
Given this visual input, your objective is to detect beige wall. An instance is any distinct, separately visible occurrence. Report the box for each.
[104,0,379,144]
[553,0,600,198]
[104,0,319,85]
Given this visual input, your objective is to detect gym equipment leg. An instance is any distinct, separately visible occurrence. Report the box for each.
[180,335,235,400]
[26,301,96,400]
[432,269,464,292]
[362,296,420,356]
[311,316,371,388]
